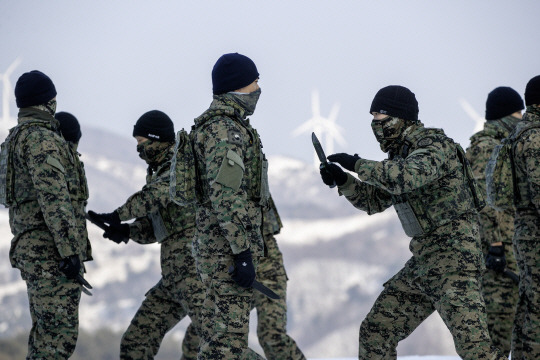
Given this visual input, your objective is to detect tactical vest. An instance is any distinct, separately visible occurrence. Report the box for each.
[262,196,283,236]
[152,147,196,242]
[192,108,269,206]
[508,121,540,210]
[391,129,484,237]
[0,119,55,207]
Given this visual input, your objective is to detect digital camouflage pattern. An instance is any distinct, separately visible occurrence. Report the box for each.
[510,105,540,358]
[252,196,306,360]
[7,107,92,359]
[192,94,266,359]
[337,122,506,359]
[113,145,205,360]
[466,117,519,356]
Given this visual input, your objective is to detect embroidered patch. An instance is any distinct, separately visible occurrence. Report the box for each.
[417,138,433,147]
[227,130,243,145]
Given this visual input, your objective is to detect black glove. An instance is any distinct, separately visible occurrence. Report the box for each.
[327,153,360,172]
[320,163,348,187]
[104,223,130,244]
[485,245,506,273]
[59,255,81,280]
[88,210,121,226]
[230,249,256,288]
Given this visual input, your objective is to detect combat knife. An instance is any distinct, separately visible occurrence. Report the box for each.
[312,132,336,188]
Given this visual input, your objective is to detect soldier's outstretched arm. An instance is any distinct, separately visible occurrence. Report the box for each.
[353,136,448,195]
[115,172,170,221]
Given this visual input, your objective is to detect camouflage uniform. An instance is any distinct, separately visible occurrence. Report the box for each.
[510,106,540,358]
[336,122,506,359]
[7,107,92,359]
[114,145,205,360]
[466,117,520,356]
[192,94,267,360]
[252,196,306,360]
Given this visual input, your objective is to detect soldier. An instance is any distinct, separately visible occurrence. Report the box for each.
[254,196,306,360]
[88,110,205,360]
[320,85,506,359]
[465,86,523,356]
[191,53,268,359]
[510,75,540,358]
[2,71,92,359]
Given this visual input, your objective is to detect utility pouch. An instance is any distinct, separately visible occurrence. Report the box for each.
[394,201,424,237]
[149,210,168,243]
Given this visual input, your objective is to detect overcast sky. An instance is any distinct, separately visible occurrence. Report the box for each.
[1,0,539,162]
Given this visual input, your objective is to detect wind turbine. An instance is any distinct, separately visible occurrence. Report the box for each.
[293,89,346,168]
[0,58,22,132]
[459,98,484,134]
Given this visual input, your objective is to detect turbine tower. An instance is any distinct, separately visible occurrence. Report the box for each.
[0,58,22,133]
[293,89,346,168]
[459,98,484,134]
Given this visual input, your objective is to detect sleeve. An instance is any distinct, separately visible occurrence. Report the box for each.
[338,173,393,214]
[128,217,156,244]
[21,130,79,258]
[201,120,253,254]
[466,140,503,246]
[115,169,170,221]
[353,136,450,195]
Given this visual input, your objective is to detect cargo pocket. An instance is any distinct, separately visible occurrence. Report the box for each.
[211,279,252,334]
[215,149,244,191]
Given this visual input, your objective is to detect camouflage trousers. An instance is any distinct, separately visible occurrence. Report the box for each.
[512,238,540,359]
[120,279,203,360]
[252,234,305,360]
[20,263,82,360]
[481,260,519,356]
[358,260,506,360]
[196,255,264,360]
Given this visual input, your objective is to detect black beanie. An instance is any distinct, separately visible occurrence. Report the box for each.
[212,53,259,95]
[485,86,524,120]
[525,75,540,106]
[369,85,419,121]
[133,110,175,142]
[55,112,82,143]
[15,70,57,108]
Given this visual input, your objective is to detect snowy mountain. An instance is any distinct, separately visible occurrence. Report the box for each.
[0,126,459,358]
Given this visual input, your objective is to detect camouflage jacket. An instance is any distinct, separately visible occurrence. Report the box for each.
[338,122,483,270]
[8,107,92,268]
[191,94,266,257]
[115,146,195,244]
[512,106,540,215]
[466,118,516,250]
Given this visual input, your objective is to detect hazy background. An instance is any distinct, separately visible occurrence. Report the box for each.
[1,0,539,162]
[1,1,539,358]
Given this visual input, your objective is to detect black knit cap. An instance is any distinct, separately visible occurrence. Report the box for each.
[212,53,259,95]
[133,110,175,142]
[15,70,57,108]
[485,87,524,120]
[369,85,419,121]
[55,112,82,143]
[525,75,540,106]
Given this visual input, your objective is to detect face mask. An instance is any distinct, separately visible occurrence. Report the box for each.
[137,140,170,166]
[45,99,57,116]
[370,116,407,153]
[231,88,261,117]
[499,116,521,132]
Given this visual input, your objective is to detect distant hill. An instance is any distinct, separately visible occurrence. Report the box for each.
[0,126,459,358]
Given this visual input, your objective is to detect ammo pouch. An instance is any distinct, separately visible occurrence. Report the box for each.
[149,210,169,243]
[394,201,424,237]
